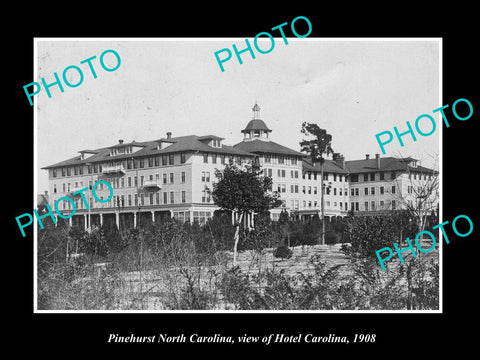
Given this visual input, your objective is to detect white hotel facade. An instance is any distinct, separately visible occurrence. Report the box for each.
[42,104,438,229]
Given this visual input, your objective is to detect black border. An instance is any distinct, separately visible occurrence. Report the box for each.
[9,6,479,355]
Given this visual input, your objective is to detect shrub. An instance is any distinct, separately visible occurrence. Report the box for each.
[274,245,293,259]
[324,231,340,245]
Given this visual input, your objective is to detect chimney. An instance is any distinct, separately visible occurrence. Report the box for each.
[118,139,124,144]
[333,153,346,170]
[365,154,370,160]
[166,132,172,139]
[375,153,381,169]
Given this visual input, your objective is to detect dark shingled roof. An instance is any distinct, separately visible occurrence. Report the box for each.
[241,119,272,133]
[302,159,348,174]
[345,157,437,174]
[233,139,305,157]
[42,135,254,169]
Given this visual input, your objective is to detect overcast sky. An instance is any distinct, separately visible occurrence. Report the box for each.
[35,38,440,193]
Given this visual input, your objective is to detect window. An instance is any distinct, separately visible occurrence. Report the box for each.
[52,168,57,178]
[278,156,284,164]
[67,167,72,176]
[140,194,144,205]
[193,211,212,225]
[128,177,132,187]
[351,188,354,196]
[351,202,355,211]
[201,172,205,182]
[363,174,368,182]
[379,172,385,180]
[364,188,368,195]
[350,174,358,182]
[148,157,154,167]
[371,201,375,211]
[206,172,210,182]
[53,184,57,193]
[170,191,174,204]
[264,155,271,163]
[181,171,186,183]
[314,173,317,180]
[392,200,396,210]
[169,154,174,165]
[355,202,359,211]
[162,156,168,165]
[155,156,160,166]
[163,192,168,204]
[302,186,306,194]
[380,200,384,208]
[139,158,145,168]
[308,173,311,180]
[140,176,144,187]
[333,188,337,196]
[370,173,375,181]
[156,174,160,183]
[365,202,369,211]
[134,194,138,206]
[380,186,384,195]
[339,188,342,196]
[308,186,311,194]
[314,186,317,195]
[371,187,375,195]
[170,172,174,184]
[355,188,359,196]
[128,194,132,206]
[203,153,208,163]
[156,192,160,205]
[391,171,396,180]
[62,168,66,177]
[74,166,78,175]
[149,174,153,181]
[212,154,217,164]
[220,155,225,164]
[127,160,132,170]
[292,157,297,165]
[392,185,396,194]
[121,178,124,188]
[268,169,272,177]
[163,173,167,184]
[180,153,186,164]
[182,191,186,203]
[149,193,154,205]
[281,184,286,193]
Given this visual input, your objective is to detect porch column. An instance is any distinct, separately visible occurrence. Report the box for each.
[133,212,137,228]
[151,211,155,223]
[99,213,103,227]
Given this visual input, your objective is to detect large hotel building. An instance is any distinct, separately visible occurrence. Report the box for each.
[42,104,438,229]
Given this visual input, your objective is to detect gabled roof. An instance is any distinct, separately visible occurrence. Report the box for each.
[233,139,304,157]
[302,159,348,174]
[42,135,254,169]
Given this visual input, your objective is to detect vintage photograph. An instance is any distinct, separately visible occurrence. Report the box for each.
[34,38,441,311]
